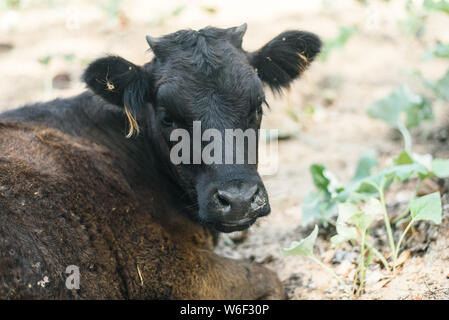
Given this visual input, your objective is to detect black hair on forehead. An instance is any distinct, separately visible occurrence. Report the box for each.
[151,26,266,126]
[152,27,239,74]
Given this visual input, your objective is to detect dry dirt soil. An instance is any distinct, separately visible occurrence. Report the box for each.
[1,0,449,299]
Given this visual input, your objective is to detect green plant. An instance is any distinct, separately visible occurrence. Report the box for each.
[282,225,351,294]
[424,42,449,60]
[301,153,378,227]
[367,0,449,138]
[424,0,449,15]
[366,0,449,139]
[288,0,449,297]
[304,150,448,229]
[331,199,386,295]
[5,0,21,9]
[293,137,449,295]
[320,25,358,62]
[399,0,427,38]
[286,148,446,295]
[37,55,52,66]
[200,6,217,14]
[426,70,449,101]
[348,149,445,268]
[37,52,77,66]
[368,85,433,152]
[368,69,448,152]
[100,0,123,18]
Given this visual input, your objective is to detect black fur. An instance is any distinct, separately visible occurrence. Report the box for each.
[248,31,322,92]
[82,56,152,125]
[0,25,321,299]
[81,26,321,227]
[5,25,322,230]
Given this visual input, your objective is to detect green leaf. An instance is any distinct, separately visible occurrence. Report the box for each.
[302,164,345,226]
[368,85,431,129]
[331,203,360,246]
[389,163,428,182]
[350,153,378,183]
[404,96,433,128]
[433,70,449,101]
[424,0,449,15]
[309,164,342,194]
[348,199,381,231]
[424,43,449,60]
[63,53,76,62]
[332,199,382,245]
[409,192,442,224]
[333,153,379,202]
[282,225,318,257]
[364,198,383,220]
[301,190,337,226]
[431,158,449,178]
[383,151,431,181]
[358,171,388,191]
[310,164,330,190]
[38,55,52,65]
[337,202,359,224]
[394,150,433,171]
[346,191,377,202]
[350,212,370,231]
[353,180,378,195]
[388,163,429,181]
[394,150,415,165]
[330,234,347,246]
[331,224,358,246]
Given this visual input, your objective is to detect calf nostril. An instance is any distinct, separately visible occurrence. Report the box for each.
[214,184,263,213]
[250,186,267,212]
[216,190,231,208]
[250,187,259,204]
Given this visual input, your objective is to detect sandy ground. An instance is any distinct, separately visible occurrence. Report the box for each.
[1,0,449,299]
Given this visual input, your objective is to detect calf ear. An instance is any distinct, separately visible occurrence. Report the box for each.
[82,56,151,137]
[248,31,321,92]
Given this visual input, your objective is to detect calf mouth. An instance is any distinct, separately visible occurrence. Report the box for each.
[214,217,257,233]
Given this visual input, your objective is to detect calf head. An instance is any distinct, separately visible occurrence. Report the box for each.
[83,24,321,232]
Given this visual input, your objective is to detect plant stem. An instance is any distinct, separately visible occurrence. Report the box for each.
[310,256,352,295]
[392,218,415,274]
[378,184,396,263]
[415,179,422,196]
[397,122,412,153]
[365,242,390,270]
[356,229,367,296]
[394,216,412,228]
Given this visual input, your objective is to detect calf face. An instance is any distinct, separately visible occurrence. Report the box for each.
[83,24,321,232]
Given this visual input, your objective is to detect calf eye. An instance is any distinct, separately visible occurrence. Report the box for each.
[253,104,263,122]
[160,112,175,127]
[248,105,263,125]
[256,104,263,118]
